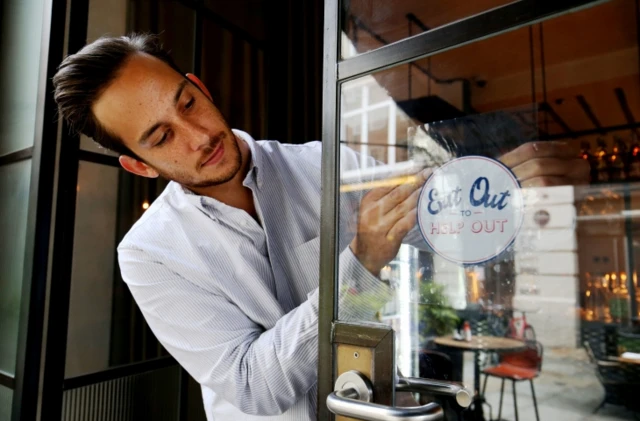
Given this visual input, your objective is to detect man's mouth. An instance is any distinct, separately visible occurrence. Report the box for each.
[201,139,225,168]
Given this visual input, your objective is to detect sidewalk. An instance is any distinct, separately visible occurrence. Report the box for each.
[463,348,637,420]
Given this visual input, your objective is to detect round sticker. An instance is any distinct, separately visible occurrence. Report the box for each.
[417,156,524,265]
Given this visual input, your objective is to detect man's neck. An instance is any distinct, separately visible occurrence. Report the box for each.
[189,135,257,218]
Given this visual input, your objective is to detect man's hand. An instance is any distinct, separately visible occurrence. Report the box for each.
[500,141,590,187]
[350,170,431,276]
[351,141,588,276]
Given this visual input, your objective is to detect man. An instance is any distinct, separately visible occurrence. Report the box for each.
[53,34,588,420]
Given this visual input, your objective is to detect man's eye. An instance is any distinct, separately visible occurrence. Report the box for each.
[156,131,170,147]
[185,97,195,110]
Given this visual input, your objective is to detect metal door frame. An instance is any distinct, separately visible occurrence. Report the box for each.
[317,1,609,419]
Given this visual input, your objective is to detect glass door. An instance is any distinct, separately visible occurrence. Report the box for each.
[319,0,640,420]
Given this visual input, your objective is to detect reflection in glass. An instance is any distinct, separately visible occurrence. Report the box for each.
[0,160,32,375]
[80,134,119,156]
[340,0,514,59]
[66,162,120,377]
[66,163,169,378]
[0,384,12,420]
[0,0,45,155]
[337,0,640,416]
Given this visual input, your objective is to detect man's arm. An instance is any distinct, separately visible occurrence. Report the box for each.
[118,244,390,416]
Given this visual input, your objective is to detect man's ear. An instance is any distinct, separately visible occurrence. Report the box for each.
[186,73,213,102]
[119,155,159,178]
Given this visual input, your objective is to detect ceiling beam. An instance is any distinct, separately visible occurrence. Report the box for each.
[540,102,572,134]
[576,95,603,133]
[514,110,549,139]
[615,87,637,125]
[406,13,430,32]
[540,121,640,141]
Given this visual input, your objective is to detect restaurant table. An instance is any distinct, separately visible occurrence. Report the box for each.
[435,335,526,421]
[608,355,640,365]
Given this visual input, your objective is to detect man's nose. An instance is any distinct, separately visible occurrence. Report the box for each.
[181,122,210,152]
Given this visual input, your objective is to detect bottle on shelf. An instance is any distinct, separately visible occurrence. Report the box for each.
[463,321,472,341]
[609,136,627,182]
[595,138,610,183]
[580,141,597,184]
[628,132,640,181]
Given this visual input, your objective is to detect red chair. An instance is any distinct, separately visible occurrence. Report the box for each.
[481,341,543,421]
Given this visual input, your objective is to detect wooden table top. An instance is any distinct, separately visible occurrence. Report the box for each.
[612,356,640,365]
[434,335,526,352]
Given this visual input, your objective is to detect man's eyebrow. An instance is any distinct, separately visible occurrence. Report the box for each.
[173,79,188,106]
[138,80,189,146]
[138,122,162,146]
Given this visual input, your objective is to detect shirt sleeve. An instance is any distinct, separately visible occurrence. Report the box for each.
[118,244,390,416]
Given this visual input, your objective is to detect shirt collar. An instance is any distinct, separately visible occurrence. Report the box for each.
[170,129,263,212]
[235,129,263,189]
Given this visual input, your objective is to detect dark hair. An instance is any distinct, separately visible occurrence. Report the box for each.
[53,33,183,158]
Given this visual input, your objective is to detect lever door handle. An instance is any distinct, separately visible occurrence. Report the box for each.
[327,371,444,421]
[396,376,472,408]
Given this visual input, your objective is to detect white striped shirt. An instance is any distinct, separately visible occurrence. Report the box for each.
[118,130,393,420]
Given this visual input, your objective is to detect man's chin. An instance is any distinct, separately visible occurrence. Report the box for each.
[185,166,241,189]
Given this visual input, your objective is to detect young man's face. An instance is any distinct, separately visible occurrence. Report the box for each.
[92,53,241,189]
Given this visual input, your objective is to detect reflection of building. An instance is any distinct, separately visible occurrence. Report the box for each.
[340,71,412,166]
[339,0,640,356]
[575,184,640,333]
[513,186,579,348]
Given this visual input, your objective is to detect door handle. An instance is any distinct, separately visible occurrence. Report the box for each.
[327,370,447,421]
[396,376,472,408]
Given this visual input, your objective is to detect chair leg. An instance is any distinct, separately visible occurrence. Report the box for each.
[498,378,505,420]
[530,380,540,421]
[512,380,519,421]
[482,374,489,395]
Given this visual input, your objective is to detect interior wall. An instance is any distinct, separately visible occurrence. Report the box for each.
[265,0,324,143]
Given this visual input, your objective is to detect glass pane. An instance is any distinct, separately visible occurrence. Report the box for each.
[66,162,119,377]
[81,0,127,156]
[86,0,126,43]
[0,0,45,155]
[80,134,119,156]
[0,384,12,421]
[341,0,514,59]
[337,0,640,417]
[66,162,168,378]
[0,160,32,374]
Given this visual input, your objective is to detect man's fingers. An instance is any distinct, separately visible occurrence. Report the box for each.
[360,184,420,234]
[360,168,430,203]
[378,169,430,214]
[511,157,575,182]
[385,188,420,227]
[362,185,395,202]
[499,141,574,169]
[569,159,591,184]
[521,176,572,188]
[386,208,418,242]
[513,156,590,186]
